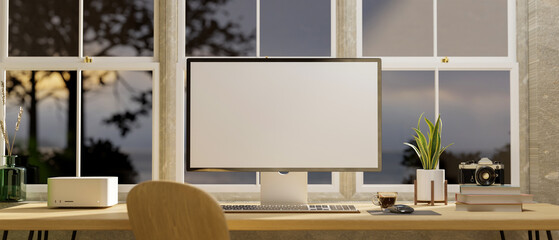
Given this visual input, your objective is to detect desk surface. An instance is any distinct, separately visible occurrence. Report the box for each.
[1,202,559,231]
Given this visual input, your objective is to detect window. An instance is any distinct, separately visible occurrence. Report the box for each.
[9,1,79,56]
[182,0,336,194]
[179,0,518,199]
[357,0,518,194]
[5,71,77,183]
[362,0,433,56]
[1,0,158,189]
[81,70,154,184]
[439,71,511,184]
[438,0,508,56]
[260,0,331,56]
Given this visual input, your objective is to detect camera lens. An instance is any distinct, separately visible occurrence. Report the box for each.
[475,166,496,186]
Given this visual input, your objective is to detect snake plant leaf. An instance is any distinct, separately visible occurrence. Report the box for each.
[404,142,425,169]
[413,136,429,168]
[415,135,430,168]
[425,117,435,136]
[404,113,453,170]
[413,128,430,166]
[424,117,437,166]
[416,112,424,132]
[429,117,441,169]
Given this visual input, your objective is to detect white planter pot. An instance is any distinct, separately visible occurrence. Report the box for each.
[416,169,445,201]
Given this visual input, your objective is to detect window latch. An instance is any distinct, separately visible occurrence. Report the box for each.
[442,57,449,63]
[84,56,93,63]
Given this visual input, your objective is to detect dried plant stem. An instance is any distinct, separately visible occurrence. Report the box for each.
[9,107,23,155]
[9,131,17,157]
[0,121,10,156]
[0,81,5,107]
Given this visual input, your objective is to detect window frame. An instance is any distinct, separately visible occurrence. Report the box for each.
[0,0,161,195]
[179,0,341,196]
[355,0,519,194]
[178,0,520,199]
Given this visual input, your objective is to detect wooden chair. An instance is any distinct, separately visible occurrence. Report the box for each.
[127,181,230,240]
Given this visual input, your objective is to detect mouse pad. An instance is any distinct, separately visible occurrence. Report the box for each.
[367,210,441,216]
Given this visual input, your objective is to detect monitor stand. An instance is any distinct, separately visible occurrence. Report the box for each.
[260,172,307,205]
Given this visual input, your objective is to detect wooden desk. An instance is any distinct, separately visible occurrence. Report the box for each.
[0,203,130,231]
[1,202,559,231]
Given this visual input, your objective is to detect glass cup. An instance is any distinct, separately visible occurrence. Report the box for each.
[372,192,397,211]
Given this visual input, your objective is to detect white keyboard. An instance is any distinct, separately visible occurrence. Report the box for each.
[221,204,359,213]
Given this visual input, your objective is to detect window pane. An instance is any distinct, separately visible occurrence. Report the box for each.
[82,71,152,184]
[365,71,435,184]
[7,71,77,184]
[439,71,510,184]
[438,0,508,56]
[260,0,330,56]
[186,0,256,56]
[309,172,332,184]
[363,0,433,56]
[9,0,78,56]
[84,0,154,56]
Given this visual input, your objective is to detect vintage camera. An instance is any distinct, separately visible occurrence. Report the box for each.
[459,158,505,186]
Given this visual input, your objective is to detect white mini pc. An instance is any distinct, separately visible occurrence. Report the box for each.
[47,177,118,208]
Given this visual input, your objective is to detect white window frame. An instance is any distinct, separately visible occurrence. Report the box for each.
[178,0,341,195]
[355,0,519,194]
[0,0,160,195]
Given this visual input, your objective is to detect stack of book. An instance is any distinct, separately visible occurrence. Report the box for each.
[455,185,533,212]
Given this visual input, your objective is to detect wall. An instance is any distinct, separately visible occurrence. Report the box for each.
[527,0,559,204]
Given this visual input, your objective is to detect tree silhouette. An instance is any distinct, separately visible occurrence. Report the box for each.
[6,0,255,183]
[7,0,155,183]
[186,0,256,56]
[81,138,138,184]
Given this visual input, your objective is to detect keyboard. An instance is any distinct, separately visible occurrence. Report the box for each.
[221,204,359,213]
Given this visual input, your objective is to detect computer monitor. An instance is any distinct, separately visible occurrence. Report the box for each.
[187,58,381,204]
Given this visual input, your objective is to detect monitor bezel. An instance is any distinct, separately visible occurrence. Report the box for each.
[186,58,382,172]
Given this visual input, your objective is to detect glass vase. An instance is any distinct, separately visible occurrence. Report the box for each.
[0,155,26,202]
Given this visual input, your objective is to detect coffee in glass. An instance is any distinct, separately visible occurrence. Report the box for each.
[372,192,398,210]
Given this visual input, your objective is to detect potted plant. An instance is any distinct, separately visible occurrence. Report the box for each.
[0,82,26,202]
[404,113,452,202]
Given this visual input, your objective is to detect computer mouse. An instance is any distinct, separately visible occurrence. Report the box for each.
[387,204,414,214]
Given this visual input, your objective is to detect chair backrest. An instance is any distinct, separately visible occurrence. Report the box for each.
[127,181,230,240]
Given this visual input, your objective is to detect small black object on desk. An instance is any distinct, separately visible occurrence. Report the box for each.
[386,205,414,214]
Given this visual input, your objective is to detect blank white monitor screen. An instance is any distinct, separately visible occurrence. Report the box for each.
[187,58,381,171]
